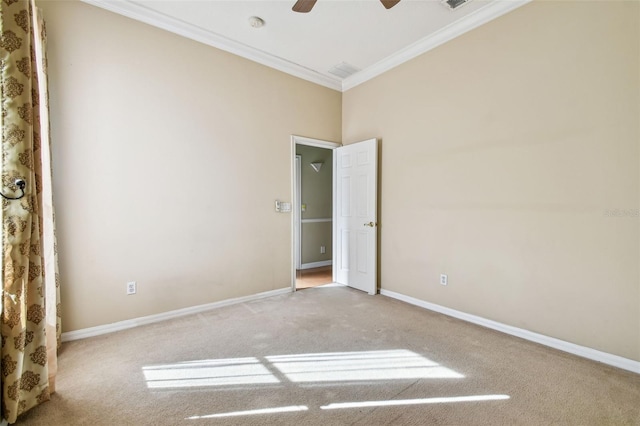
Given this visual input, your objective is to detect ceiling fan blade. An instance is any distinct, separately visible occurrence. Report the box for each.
[292,0,317,13]
[380,0,401,9]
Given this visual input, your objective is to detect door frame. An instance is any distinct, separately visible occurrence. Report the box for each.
[294,155,302,271]
[291,135,341,291]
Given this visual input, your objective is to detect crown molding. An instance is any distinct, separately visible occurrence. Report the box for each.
[342,0,533,91]
[80,0,530,93]
[80,0,343,91]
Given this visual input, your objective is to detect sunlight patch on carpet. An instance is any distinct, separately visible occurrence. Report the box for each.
[187,405,309,419]
[143,357,279,389]
[143,349,463,389]
[266,349,464,382]
[320,394,511,410]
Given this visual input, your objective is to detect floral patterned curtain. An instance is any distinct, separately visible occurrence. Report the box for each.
[0,0,60,423]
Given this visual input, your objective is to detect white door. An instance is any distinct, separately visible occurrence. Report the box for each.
[335,138,378,295]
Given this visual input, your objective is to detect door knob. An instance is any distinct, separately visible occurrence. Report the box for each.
[364,222,377,227]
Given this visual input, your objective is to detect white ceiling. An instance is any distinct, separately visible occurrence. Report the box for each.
[82,0,530,91]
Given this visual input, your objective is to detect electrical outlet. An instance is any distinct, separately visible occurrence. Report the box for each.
[320,245,326,254]
[127,281,137,295]
[440,274,448,286]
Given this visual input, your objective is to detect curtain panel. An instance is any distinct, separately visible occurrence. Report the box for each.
[0,0,60,423]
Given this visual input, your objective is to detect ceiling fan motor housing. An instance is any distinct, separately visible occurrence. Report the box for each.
[443,0,470,10]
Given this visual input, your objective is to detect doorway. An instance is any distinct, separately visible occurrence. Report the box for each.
[291,136,340,290]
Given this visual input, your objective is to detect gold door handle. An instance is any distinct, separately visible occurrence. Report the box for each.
[364,222,377,227]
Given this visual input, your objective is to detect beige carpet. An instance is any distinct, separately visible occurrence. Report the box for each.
[16,285,640,425]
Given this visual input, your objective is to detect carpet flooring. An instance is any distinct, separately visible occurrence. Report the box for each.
[15,285,640,425]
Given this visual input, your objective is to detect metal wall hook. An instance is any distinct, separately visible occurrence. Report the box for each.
[0,179,26,200]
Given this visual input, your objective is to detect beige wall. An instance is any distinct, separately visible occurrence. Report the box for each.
[39,1,341,331]
[300,222,332,265]
[41,0,640,363]
[343,1,639,361]
[296,145,333,264]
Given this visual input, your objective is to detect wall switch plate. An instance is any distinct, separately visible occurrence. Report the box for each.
[127,281,137,295]
[280,202,291,212]
[440,274,448,286]
[275,200,292,213]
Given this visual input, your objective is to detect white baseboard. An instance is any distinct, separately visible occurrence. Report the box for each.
[61,288,292,342]
[380,289,640,375]
[299,260,332,270]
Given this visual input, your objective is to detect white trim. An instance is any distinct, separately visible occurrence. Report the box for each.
[291,135,341,150]
[342,0,533,91]
[380,289,640,375]
[80,0,342,91]
[301,218,332,223]
[295,155,302,270]
[61,288,291,342]
[299,260,333,270]
[332,147,337,284]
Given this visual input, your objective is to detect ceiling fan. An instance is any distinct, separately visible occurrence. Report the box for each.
[292,0,401,13]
